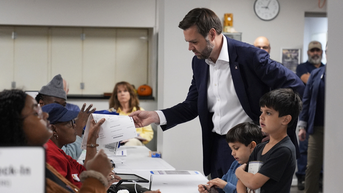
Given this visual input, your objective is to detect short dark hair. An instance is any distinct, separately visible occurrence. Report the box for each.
[0,89,28,146]
[178,8,222,38]
[259,88,302,127]
[226,122,263,146]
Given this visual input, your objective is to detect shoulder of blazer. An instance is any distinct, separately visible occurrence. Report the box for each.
[226,36,261,63]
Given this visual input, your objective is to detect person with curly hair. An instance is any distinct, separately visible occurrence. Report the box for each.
[109,81,154,146]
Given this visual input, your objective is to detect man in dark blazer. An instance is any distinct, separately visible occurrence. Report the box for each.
[130,8,304,180]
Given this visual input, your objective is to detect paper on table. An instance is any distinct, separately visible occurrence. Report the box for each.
[82,113,137,149]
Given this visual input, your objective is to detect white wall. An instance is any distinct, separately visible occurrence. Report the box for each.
[325,0,343,192]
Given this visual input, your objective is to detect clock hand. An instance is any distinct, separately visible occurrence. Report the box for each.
[266,0,272,9]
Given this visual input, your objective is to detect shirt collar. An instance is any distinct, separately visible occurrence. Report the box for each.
[205,34,229,65]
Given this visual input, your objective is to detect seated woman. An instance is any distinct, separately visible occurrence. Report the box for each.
[42,103,120,188]
[109,81,154,146]
[0,89,112,193]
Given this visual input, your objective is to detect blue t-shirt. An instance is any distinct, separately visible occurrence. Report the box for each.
[221,160,240,193]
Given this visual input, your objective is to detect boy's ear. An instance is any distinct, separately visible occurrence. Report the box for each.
[282,115,292,125]
[249,141,257,149]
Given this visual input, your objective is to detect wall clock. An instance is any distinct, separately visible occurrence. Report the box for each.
[254,0,280,21]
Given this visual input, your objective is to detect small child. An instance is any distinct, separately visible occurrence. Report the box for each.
[198,121,263,193]
[235,88,302,193]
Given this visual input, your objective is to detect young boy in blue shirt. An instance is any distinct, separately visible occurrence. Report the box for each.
[198,122,263,193]
[235,88,302,193]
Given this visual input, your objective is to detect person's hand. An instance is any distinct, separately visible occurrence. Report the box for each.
[75,103,96,136]
[301,73,311,84]
[144,190,161,193]
[198,184,209,193]
[106,171,121,189]
[128,110,160,128]
[85,149,112,179]
[235,163,247,178]
[208,178,227,189]
[298,127,307,141]
[87,118,105,142]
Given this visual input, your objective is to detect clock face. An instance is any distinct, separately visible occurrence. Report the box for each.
[254,0,280,21]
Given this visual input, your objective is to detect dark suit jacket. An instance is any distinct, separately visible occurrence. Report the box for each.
[299,66,326,134]
[161,36,305,175]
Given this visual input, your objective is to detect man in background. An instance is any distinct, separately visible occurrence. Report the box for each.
[253,36,271,54]
[297,43,327,193]
[296,41,325,84]
[295,40,325,190]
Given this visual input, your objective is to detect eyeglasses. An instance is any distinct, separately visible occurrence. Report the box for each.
[56,119,76,128]
[22,104,44,120]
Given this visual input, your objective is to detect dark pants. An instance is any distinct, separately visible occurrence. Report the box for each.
[210,133,235,179]
[296,133,308,178]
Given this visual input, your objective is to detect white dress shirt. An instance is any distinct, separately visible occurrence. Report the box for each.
[157,35,251,134]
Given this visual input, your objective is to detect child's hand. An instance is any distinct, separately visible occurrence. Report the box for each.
[208,178,227,189]
[198,184,209,193]
[235,163,247,178]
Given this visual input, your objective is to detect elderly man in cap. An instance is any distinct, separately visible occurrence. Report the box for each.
[38,74,95,160]
[295,40,325,190]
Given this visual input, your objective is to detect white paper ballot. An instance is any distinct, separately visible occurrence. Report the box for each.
[82,113,137,149]
[247,161,263,193]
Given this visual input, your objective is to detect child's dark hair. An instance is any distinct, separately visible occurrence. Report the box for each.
[259,88,302,127]
[226,122,263,146]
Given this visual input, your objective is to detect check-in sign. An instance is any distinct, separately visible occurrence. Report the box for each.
[0,147,45,193]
